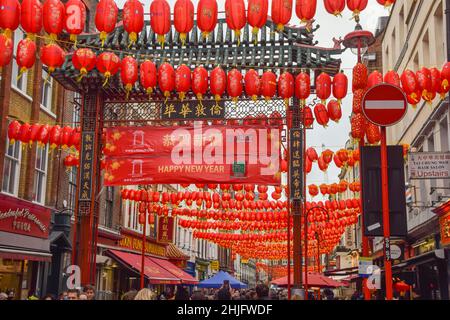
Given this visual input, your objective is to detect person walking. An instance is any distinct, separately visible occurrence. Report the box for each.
[216,280,232,300]
[174,285,190,300]
[255,284,270,300]
[67,289,80,300]
[83,284,96,300]
[134,288,156,300]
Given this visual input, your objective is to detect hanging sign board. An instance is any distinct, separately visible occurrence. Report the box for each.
[408,152,450,179]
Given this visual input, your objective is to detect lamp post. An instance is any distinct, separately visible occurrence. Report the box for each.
[343,19,375,301]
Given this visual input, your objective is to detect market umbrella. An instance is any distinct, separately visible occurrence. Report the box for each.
[271,272,346,288]
[198,270,248,289]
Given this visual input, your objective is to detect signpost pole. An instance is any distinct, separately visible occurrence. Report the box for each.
[141,208,147,289]
[380,126,393,300]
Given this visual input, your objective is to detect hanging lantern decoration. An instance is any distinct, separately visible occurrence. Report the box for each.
[316,72,332,104]
[7,120,21,144]
[18,122,31,145]
[352,62,368,91]
[366,122,381,144]
[64,0,86,44]
[95,0,118,47]
[40,43,65,74]
[324,0,345,16]
[368,70,383,88]
[322,149,334,164]
[295,0,317,26]
[158,62,176,100]
[333,71,348,104]
[121,56,138,99]
[36,124,50,146]
[295,72,310,105]
[21,0,43,38]
[49,125,61,149]
[227,68,243,103]
[271,0,293,32]
[174,0,194,46]
[314,103,329,127]
[210,66,226,105]
[416,67,434,103]
[303,106,314,128]
[175,64,191,101]
[150,0,171,48]
[247,0,268,42]
[43,0,65,41]
[308,184,319,197]
[376,0,395,8]
[96,51,120,86]
[351,113,365,141]
[261,71,277,101]
[225,0,246,45]
[439,62,450,99]
[306,147,318,162]
[244,69,260,101]
[352,89,365,114]
[429,67,442,101]
[197,0,218,39]
[327,99,342,123]
[401,69,420,107]
[123,0,144,47]
[0,34,13,70]
[278,72,294,106]
[318,155,328,172]
[192,66,208,103]
[60,126,73,148]
[139,60,157,97]
[333,154,343,168]
[346,0,368,19]
[0,0,20,38]
[72,48,96,81]
[384,70,400,87]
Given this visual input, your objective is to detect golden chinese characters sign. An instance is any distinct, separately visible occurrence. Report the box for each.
[440,211,450,246]
[118,233,166,257]
[160,99,225,120]
[157,216,174,243]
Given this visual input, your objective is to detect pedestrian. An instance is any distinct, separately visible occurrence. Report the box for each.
[134,288,156,300]
[0,292,8,300]
[79,293,88,300]
[255,284,270,300]
[175,285,190,300]
[121,290,138,300]
[67,289,80,300]
[58,291,68,300]
[6,290,15,300]
[158,292,167,300]
[216,280,232,300]
[83,284,96,300]
[191,290,205,300]
[42,294,55,300]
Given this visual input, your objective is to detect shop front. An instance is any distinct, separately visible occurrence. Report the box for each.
[195,258,210,281]
[0,193,52,299]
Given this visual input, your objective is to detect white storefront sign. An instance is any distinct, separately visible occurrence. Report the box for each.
[408,152,450,179]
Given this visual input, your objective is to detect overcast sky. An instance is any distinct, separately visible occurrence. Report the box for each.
[114,0,389,200]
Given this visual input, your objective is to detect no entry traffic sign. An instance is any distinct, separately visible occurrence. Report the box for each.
[362,83,408,127]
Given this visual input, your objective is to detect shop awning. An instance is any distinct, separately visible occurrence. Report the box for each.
[150,257,198,285]
[106,250,180,285]
[0,247,52,262]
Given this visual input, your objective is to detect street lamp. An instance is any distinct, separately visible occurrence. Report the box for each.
[342,20,375,301]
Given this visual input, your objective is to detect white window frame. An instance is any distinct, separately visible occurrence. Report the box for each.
[11,28,30,98]
[40,69,53,111]
[2,135,22,196]
[68,166,78,211]
[33,144,48,204]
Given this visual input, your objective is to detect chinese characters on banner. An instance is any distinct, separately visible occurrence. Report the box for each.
[157,216,174,243]
[103,124,281,185]
[161,99,225,120]
[289,128,303,200]
[79,132,95,200]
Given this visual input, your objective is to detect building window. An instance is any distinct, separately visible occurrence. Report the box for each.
[2,135,21,195]
[103,186,114,228]
[33,145,48,204]
[68,166,77,211]
[41,70,53,110]
[11,28,28,93]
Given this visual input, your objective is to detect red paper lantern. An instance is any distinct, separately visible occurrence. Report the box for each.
[442,62,450,91]
[303,106,314,128]
[295,0,317,24]
[316,72,332,103]
[210,66,227,103]
[295,72,310,104]
[352,62,367,91]
[308,184,319,197]
[314,103,329,127]
[324,0,345,16]
[197,0,218,39]
[49,125,61,148]
[36,124,50,146]
[333,71,348,103]
[271,0,293,32]
[158,62,176,98]
[40,43,65,74]
[175,64,191,101]
[368,70,383,88]
[244,69,260,101]
[346,0,368,17]
[401,69,420,106]
[366,122,381,144]
[121,56,138,98]
[306,147,318,162]
[150,0,171,47]
[333,154,343,168]
[64,0,86,43]
[95,0,118,46]
[68,128,81,148]
[261,71,277,100]
[247,0,268,40]
[123,0,144,46]
[7,120,21,144]
[21,0,43,37]
[43,0,65,40]
[0,34,13,69]
[352,89,364,114]
[376,0,395,7]
[139,60,157,96]
[351,113,365,141]
[192,66,208,101]
[430,67,442,100]
[227,68,243,102]
[416,67,433,103]
[0,0,20,38]
[72,48,96,80]
[278,72,294,105]
[60,126,73,148]
[318,155,328,171]
[384,70,400,87]
[327,99,342,123]
[174,0,194,45]
[96,52,120,86]
[225,0,246,43]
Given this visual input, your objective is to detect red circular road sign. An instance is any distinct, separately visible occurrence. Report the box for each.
[362,83,408,127]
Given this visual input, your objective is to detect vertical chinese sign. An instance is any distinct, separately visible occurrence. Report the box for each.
[79,132,94,201]
[289,128,303,201]
[157,216,174,243]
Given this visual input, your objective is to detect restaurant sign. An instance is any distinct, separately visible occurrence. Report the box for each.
[157,216,174,243]
[439,211,450,246]
[118,231,166,257]
[0,193,51,239]
[408,152,450,179]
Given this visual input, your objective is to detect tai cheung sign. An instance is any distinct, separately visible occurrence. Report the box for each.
[408,152,450,179]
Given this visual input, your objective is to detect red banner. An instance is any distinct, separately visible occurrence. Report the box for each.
[157,216,174,243]
[103,124,281,185]
[0,193,51,239]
